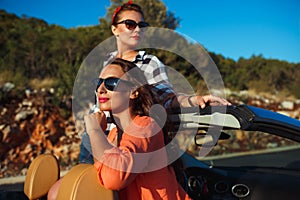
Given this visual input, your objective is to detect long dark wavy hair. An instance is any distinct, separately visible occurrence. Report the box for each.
[109,58,158,118]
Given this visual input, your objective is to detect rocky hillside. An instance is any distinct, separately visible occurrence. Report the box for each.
[1,83,300,178]
[0,84,80,178]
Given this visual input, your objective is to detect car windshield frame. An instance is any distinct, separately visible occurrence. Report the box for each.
[173,105,300,170]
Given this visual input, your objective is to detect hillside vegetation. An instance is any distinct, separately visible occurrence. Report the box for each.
[1,0,300,107]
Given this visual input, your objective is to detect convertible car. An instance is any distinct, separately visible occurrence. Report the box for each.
[170,104,300,200]
[23,104,300,200]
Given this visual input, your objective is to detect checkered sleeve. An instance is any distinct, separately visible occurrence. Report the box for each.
[151,83,178,109]
[134,52,172,86]
[134,51,179,109]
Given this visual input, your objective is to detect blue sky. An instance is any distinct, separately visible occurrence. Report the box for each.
[1,0,300,63]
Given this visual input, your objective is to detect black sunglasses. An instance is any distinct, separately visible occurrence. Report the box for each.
[115,19,149,30]
[93,77,134,92]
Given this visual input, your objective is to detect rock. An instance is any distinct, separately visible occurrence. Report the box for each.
[2,82,15,92]
[281,101,294,110]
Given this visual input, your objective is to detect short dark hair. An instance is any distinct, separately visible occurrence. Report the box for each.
[112,3,145,25]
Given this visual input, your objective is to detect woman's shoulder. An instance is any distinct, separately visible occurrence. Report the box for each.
[123,116,164,146]
[126,115,161,134]
[132,115,153,126]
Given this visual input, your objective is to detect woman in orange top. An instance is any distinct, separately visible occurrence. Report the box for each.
[84,58,191,200]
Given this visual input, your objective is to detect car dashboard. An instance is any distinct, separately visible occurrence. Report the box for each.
[182,159,300,200]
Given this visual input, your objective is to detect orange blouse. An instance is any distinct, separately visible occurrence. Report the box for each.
[94,115,191,200]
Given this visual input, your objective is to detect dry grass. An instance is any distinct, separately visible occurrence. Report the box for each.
[29,78,58,90]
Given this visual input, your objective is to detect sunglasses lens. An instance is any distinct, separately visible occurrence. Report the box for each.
[124,20,149,30]
[94,78,119,91]
[124,20,137,30]
[105,78,119,91]
[138,22,149,28]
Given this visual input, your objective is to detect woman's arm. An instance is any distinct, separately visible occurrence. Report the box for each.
[84,112,113,160]
[178,94,232,108]
[90,116,166,190]
[137,53,231,108]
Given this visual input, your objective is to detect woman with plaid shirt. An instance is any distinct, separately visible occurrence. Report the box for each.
[79,2,231,164]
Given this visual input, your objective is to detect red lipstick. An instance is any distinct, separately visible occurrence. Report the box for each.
[98,97,109,103]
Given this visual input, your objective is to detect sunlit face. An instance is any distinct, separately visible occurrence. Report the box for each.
[96,64,132,113]
[112,10,145,49]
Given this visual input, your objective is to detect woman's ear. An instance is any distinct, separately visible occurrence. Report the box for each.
[111,25,118,36]
[130,90,139,100]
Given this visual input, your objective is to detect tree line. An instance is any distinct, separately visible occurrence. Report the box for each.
[1,0,299,108]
